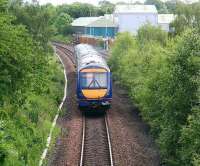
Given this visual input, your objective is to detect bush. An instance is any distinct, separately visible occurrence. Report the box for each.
[109,26,200,165]
[51,34,73,44]
[108,32,136,81]
[137,24,168,46]
[0,56,64,165]
[0,2,64,165]
[179,107,200,166]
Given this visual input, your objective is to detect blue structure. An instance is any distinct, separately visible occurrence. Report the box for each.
[85,16,118,38]
[86,27,118,38]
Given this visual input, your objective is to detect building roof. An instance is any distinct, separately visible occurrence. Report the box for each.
[86,16,118,27]
[158,14,175,24]
[114,4,157,14]
[71,17,99,27]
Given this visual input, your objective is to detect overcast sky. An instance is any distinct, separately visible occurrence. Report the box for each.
[36,0,197,6]
[38,0,146,6]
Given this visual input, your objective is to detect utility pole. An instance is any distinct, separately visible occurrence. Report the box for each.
[105,7,109,51]
[90,8,92,36]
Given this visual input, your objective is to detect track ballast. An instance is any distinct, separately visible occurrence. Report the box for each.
[80,114,114,166]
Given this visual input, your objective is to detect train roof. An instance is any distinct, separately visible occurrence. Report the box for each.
[75,44,110,72]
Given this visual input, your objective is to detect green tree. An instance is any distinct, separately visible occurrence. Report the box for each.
[9,2,54,50]
[137,24,168,46]
[109,32,135,80]
[145,0,169,13]
[109,26,200,166]
[0,0,8,11]
[179,106,200,166]
[54,12,73,35]
[0,1,64,165]
[57,2,99,18]
[98,0,115,15]
[165,0,179,13]
[172,2,200,35]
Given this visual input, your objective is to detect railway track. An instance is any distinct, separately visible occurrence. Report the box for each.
[52,42,75,65]
[53,42,113,165]
[80,114,114,166]
[53,41,109,61]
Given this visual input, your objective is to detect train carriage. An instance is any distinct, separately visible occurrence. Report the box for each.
[75,44,112,110]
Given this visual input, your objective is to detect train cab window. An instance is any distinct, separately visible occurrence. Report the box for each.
[81,72,107,89]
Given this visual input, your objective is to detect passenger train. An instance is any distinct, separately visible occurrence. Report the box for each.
[75,44,112,110]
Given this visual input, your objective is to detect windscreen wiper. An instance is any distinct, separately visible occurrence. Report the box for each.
[88,79,94,88]
[94,79,101,88]
[88,79,101,88]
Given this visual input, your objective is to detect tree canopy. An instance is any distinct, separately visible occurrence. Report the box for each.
[0,1,64,165]
[172,2,200,35]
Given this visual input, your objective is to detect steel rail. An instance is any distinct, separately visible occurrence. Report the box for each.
[105,114,114,166]
[53,44,75,65]
[52,42,74,54]
[79,114,114,166]
[79,115,85,166]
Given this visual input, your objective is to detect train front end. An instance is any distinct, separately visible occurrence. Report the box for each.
[77,67,112,110]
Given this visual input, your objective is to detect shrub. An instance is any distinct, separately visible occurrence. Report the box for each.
[137,24,168,46]
[109,26,200,165]
[0,2,64,165]
[179,107,200,166]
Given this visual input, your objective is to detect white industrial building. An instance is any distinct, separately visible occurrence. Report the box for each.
[114,5,158,34]
[158,14,175,32]
[71,5,175,38]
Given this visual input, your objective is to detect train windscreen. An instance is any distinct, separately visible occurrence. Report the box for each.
[80,72,107,89]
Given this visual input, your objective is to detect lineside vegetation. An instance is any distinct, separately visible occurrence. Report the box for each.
[0,1,64,165]
[109,24,200,166]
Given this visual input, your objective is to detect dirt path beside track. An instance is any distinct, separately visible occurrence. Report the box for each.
[108,84,160,166]
[48,46,82,166]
